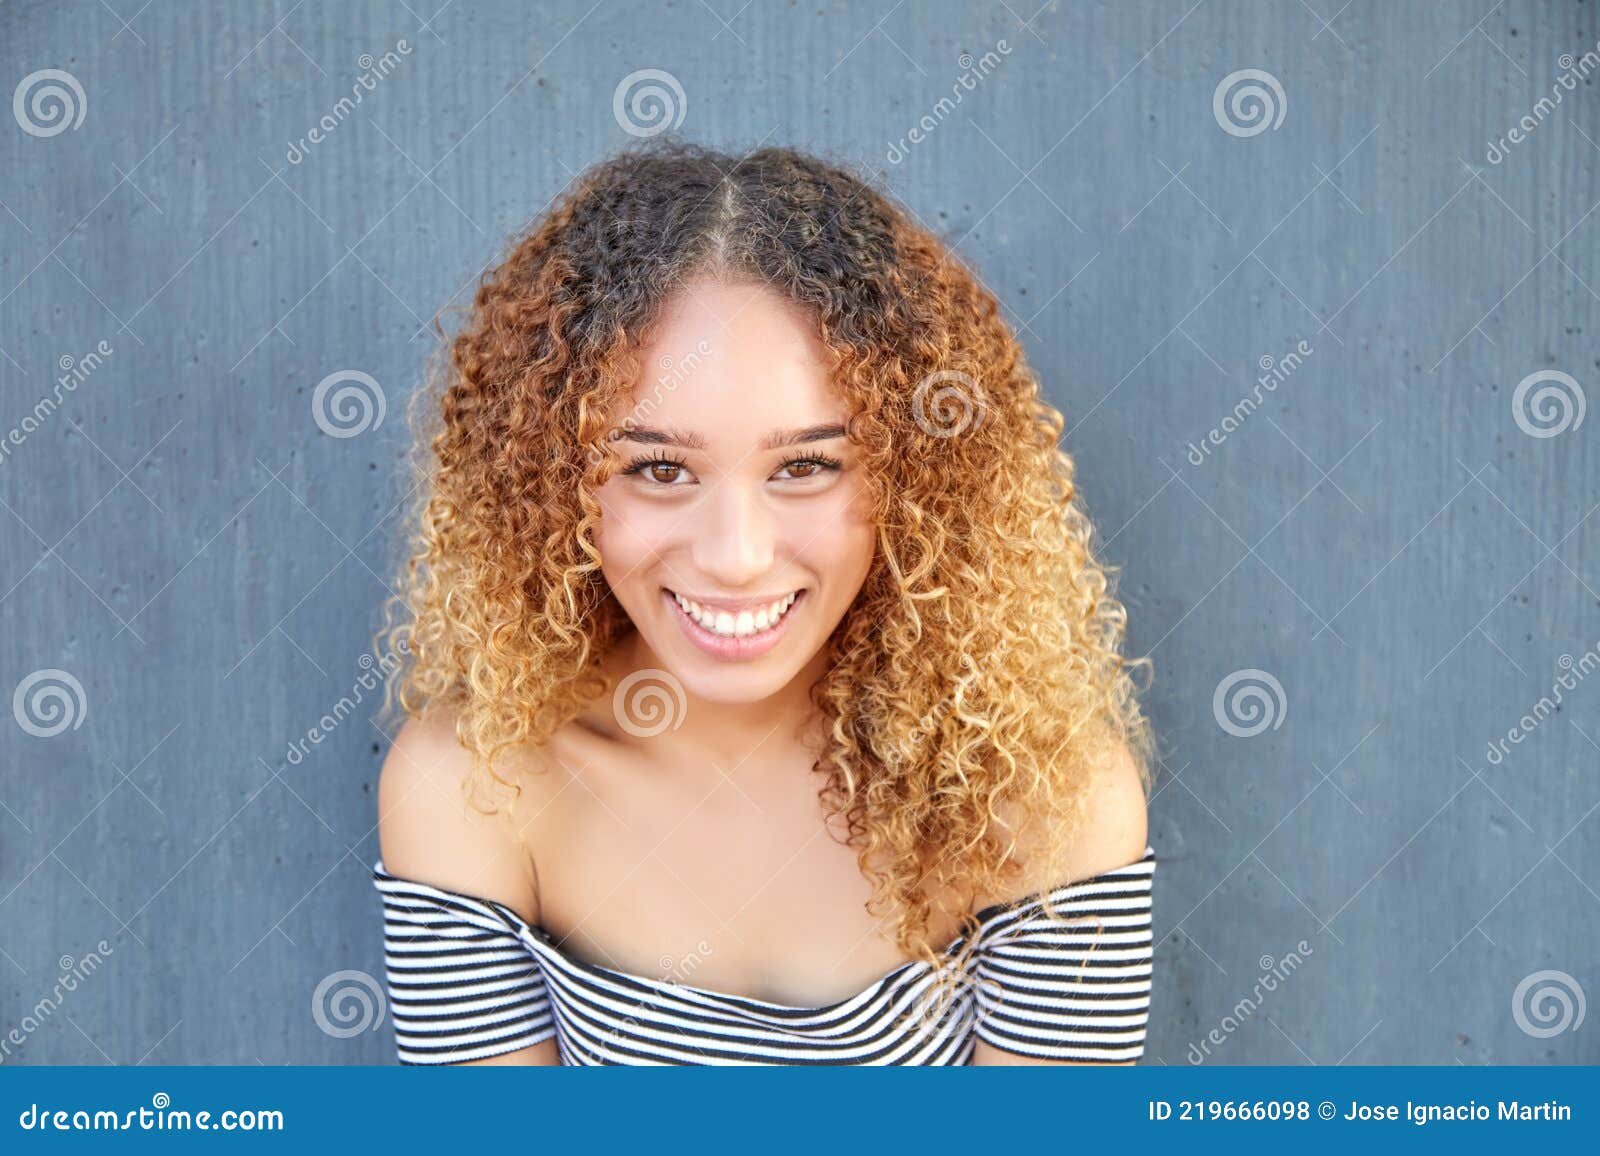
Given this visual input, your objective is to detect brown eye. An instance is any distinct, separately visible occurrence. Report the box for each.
[774,453,843,482]
[621,454,693,485]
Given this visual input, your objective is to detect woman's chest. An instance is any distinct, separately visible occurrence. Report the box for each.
[516,740,963,1007]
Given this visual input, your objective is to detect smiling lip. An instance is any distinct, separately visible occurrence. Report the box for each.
[662,587,805,661]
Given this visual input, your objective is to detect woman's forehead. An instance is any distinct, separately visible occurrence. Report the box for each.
[641,279,825,369]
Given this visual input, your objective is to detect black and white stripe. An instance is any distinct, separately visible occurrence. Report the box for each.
[372,850,1154,1065]
[375,878,557,1064]
[971,853,1155,1061]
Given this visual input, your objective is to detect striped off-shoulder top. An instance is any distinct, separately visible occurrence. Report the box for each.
[370,849,1155,1065]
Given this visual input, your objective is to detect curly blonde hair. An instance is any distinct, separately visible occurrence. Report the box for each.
[375,139,1155,1017]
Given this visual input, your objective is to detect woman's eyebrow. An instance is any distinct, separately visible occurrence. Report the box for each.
[757,423,848,450]
[611,425,707,450]
[611,423,848,451]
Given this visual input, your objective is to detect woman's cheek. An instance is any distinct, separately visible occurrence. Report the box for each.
[788,490,874,565]
[594,494,663,569]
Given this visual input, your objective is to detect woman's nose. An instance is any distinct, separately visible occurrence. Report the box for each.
[690,480,775,584]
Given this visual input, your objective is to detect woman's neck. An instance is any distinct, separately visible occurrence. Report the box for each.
[598,626,832,770]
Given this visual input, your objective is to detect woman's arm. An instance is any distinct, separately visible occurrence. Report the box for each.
[459,1041,561,1065]
[968,736,1151,1066]
[971,1043,1132,1066]
[377,710,560,1066]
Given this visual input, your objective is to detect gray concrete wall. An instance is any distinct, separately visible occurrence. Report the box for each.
[1,0,1595,1064]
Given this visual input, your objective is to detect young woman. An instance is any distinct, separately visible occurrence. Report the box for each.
[371,141,1157,1066]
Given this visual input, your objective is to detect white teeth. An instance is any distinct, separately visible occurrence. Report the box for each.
[671,591,800,638]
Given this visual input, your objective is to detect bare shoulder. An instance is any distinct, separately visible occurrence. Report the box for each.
[1061,732,1149,880]
[375,708,541,926]
[995,732,1150,899]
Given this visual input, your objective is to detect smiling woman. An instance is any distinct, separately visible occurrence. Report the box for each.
[370,140,1157,1066]
[594,279,876,687]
